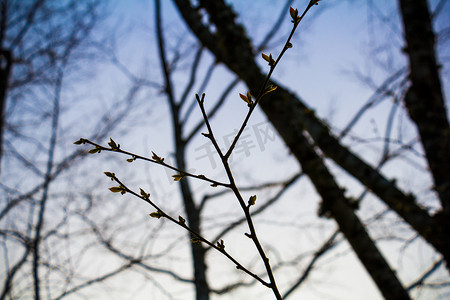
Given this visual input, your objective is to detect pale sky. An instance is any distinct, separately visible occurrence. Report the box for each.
[2,0,449,299]
[70,1,449,299]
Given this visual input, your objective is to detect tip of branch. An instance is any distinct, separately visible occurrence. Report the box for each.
[195,93,206,104]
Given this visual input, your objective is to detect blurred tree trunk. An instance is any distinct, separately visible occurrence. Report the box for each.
[173,0,450,297]
[0,49,11,171]
[155,0,210,298]
[398,0,450,261]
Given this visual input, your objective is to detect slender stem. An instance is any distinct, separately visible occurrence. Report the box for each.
[110,175,270,287]
[81,139,229,188]
[225,3,314,160]
[195,94,225,159]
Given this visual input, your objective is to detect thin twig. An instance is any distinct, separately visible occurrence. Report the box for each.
[225,2,316,160]
[78,138,229,188]
[106,174,271,287]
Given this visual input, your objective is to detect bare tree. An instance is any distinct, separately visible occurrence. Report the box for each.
[0,1,156,299]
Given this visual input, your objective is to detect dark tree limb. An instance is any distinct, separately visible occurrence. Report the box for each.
[180,4,412,295]
[398,0,450,213]
[399,0,450,266]
[206,172,303,247]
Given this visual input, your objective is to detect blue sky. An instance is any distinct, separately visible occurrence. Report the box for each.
[2,0,449,299]
[69,1,449,299]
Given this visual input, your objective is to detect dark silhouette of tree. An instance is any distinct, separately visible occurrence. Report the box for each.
[0,1,150,299]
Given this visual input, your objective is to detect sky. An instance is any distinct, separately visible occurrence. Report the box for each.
[79,1,448,299]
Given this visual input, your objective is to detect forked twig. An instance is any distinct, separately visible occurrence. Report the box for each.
[75,2,321,298]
